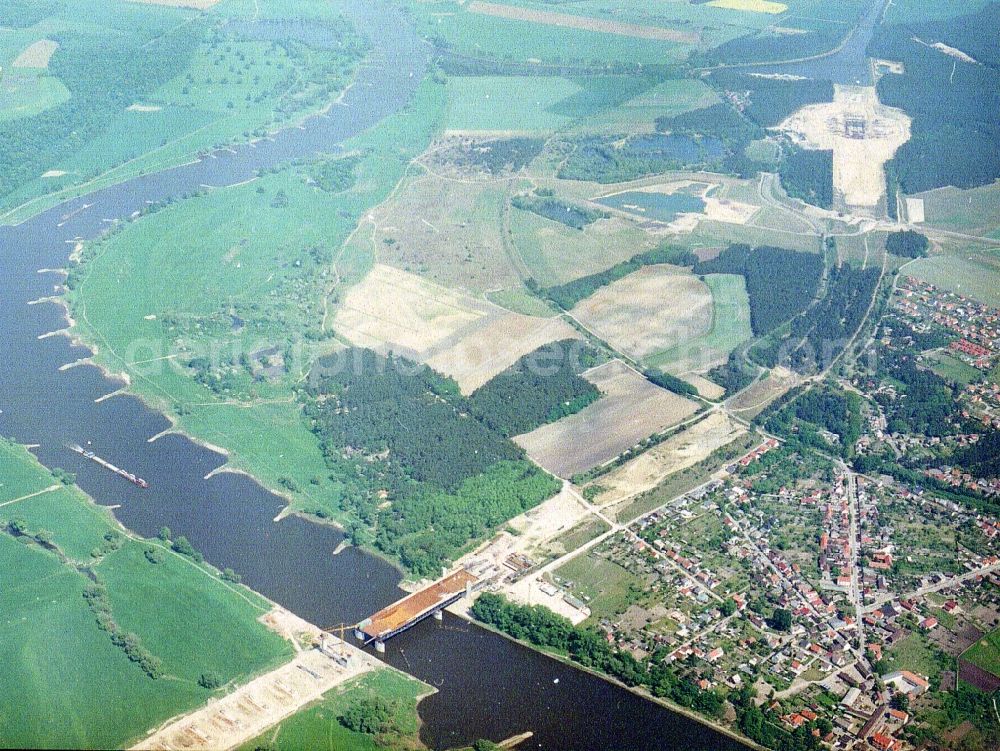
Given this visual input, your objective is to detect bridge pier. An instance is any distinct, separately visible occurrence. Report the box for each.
[433,609,443,621]
[374,640,385,653]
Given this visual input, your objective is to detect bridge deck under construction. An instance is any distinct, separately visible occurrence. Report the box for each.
[359,569,477,643]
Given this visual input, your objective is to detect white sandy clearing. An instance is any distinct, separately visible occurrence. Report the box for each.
[12,40,58,68]
[704,196,759,224]
[912,37,978,65]
[571,266,713,361]
[455,483,592,580]
[515,360,699,478]
[588,412,745,509]
[133,608,384,751]
[127,103,163,112]
[776,85,911,210]
[334,264,579,393]
[42,170,67,178]
[905,197,925,224]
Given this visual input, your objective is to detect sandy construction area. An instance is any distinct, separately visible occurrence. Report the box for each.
[515,360,699,478]
[708,0,788,13]
[586,412,744,509]
[467,1,698,43]
[571,266,712,361]
[776,85,910,211]
[12,40,58,68]
[334,264,579,393]
[133,608,385,751]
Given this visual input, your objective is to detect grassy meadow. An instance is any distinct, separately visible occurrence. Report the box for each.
[238,669,428,751]
[0,439,291,749]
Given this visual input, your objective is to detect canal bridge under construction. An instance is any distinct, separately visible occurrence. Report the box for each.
[354,569,479,650]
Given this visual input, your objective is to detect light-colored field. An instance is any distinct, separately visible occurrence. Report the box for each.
[514,360,699,478]
[467,1,699,43]
[570,79,720,135]
[125,0,219,8]
[586,411,745,509]
[334,264,580,393]
[647,273,753,374]
[708,0,788,13]
[726,365,799,418]
[777,85,911,210]
[682,373,726,400]
[914,182,1000,236]
[12,40,58,68]
[571,266,713,361]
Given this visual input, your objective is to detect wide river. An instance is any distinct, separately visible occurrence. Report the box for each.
[0,3,746,749]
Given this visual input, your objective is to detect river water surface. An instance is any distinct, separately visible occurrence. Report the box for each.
[0,3,747,749]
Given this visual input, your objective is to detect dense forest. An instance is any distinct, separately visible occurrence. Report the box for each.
[874,354,957,437]
[708,71,833,129]
[0,27,202,197]
[304,349,559,574]
[954,430,1000,478]
[0,0,60,27]
[778,147,834,209]
[764,384,863,457]
[885,230,929,258]
[557,133,725,183]
[707,351,758,396]
[786,265,879,373]
[511,192,606,230]
[536,245,697,310]
[694,244,824,335]
[467,340,602,436]
[309,155,361,193]
[869,5,1000,192]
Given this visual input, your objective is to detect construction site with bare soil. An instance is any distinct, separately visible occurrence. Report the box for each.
[776,85,911,216]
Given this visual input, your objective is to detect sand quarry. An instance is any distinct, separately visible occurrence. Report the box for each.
[777,85,911,212]
[571,265,713,361]
[333,264,580,393]
[514,359,699,478]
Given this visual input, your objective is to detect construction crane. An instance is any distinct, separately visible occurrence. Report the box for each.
[320,623,353,660]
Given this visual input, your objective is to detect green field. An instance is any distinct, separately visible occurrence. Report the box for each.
[962,626,1000,680]
[0,439,291,749]
[407,0,691,66]
[239,669,428,751]
[916,182,1000,237]
[67,77,445,520]
[927,350,983,386]
[0,69,70,121]
[647,273,753,374]
[444,76,583,132]
[569,79,720,135]
[555,551,643,621]
[906,252,1000,307]
[886,633,946,684]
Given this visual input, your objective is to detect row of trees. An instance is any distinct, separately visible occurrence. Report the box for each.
[535,244,697,310]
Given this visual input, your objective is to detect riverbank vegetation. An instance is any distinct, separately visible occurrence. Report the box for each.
[239,668,428,751]
[304,348,561,575]
[0,438,291,749]
[0,0,367,223]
